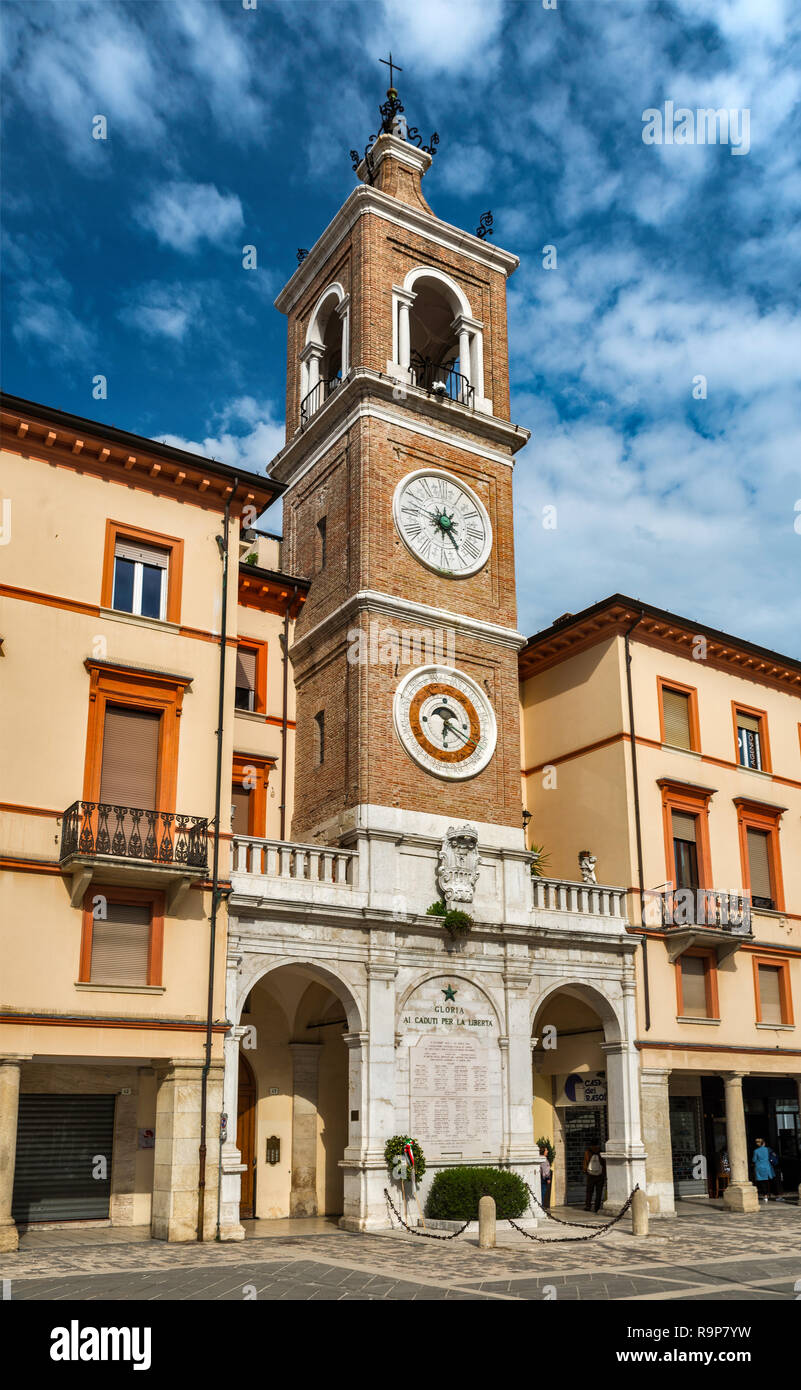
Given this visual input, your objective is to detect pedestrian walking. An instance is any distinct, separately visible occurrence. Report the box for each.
[583,1142,606,1212]
[752,1137,782,1201]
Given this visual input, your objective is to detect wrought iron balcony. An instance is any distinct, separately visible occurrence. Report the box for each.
[300,373,342,426]
[409,358,474,408]
[656,887,751,933]
[60,801,208,872]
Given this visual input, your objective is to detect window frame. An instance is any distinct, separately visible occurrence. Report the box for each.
[79,885,165,987]
[101,520,184,625]
[752,953,794,1026]
[231,753,275,838]
[734,797,785,913]
[83,661,190,811]
[657,676,700,752]
[658,779,714,892]
[675,947,719,1020]
[731,700,771,773]
[234,639,267,716]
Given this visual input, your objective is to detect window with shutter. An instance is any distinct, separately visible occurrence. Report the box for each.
[235,647,257,712]
[746,828,773,907]
[100,706,160,809]
[113,539,169,620]
[680,955,709,1017]
[672,811,699,894]
[736,712,763,769]
[757,965,783,1024]
[662,688,691,749]
[90,902,151,986]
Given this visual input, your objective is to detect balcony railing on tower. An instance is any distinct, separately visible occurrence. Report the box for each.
[60,801,208,871]
[409,355,474,407]
[300,373,342,426]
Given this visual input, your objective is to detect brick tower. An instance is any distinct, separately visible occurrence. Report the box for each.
[269,82,529,848]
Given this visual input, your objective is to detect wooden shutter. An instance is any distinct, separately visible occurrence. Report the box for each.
[680,955,708,1016]
[672,811,697,842]
[100,705,160,808]
[90,902,151,985]
[231,785,251,836]
[114,538,169,568]
[235,647,257,693]
[758,965,782,1024]
[746,828,772,901]
[663,689,691,749]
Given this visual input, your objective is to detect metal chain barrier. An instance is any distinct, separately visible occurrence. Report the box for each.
[384,1184,640,1244]
[506,1184,640,1243]
[384,1188,472,1239]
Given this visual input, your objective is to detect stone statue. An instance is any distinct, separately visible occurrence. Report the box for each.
[578,851,597,885]
[437,824,480,906]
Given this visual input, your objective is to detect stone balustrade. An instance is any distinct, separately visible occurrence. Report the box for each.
[532,876,628,921]
[232,835,355,887]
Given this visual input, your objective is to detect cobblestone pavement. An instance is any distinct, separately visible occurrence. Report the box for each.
[3,1203,799,1301]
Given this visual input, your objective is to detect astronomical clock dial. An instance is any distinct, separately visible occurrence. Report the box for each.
[393,665,497,780]
[392,468,492,577]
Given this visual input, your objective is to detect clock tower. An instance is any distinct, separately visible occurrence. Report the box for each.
[269,82,530,851]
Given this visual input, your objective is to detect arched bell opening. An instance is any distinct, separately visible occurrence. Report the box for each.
[300,284,349,424]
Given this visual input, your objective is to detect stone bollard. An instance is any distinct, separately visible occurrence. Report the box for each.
[478,1194,496,1249]
[631,1187,649,1237]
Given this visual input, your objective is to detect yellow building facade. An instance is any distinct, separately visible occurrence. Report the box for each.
[0,393,305,1249]
[521,595,801,1213]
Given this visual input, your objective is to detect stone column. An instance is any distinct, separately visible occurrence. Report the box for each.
[0,1058,28,1253]
[722,1073,759,1213]
[640,1068,675,1216]
[601,979,647,1211]
[340,945,395,1232]
[394,289,416,371]
[151,1058,224,1242]
[503,964,540,1209]
[336,296,350,375]
[289,1043,321,1216]
[219,1021,247,1242]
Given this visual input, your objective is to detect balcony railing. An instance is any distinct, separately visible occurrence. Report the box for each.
[409,359,474,408]
[60,801,208,871]
[232,835,355,886]
[532,877,628,921]
[654,888,751,933]
[300,373,342,426]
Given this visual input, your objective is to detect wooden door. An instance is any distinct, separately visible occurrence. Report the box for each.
[237,1054,257,1219]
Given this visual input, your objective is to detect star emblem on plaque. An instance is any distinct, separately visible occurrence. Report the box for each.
[436,823,480,905]
[441,984,457,1001]
[393,666,497,780]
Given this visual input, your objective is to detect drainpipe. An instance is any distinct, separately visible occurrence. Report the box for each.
[624,610,650,1032]
[197,479,237,1241]
[278,586,296,841]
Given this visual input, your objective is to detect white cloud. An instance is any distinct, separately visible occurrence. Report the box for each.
[136,182,244,254]
[377,0,504,74]
[119,283,203,342]
[160,397,285,477]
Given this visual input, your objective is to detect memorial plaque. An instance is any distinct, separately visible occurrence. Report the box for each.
[401,977,502,1157]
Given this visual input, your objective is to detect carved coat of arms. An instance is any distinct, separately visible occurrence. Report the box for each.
[437,824,480,905]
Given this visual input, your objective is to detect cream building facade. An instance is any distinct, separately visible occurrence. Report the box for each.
[0,394,301,1250]
[521,596,801,1214]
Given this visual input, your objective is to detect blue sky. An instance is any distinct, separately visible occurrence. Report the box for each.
[2,0,800,652]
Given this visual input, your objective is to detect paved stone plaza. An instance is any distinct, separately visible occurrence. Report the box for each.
[3,1203,799,1302]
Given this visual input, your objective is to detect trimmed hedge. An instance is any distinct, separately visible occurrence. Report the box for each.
[424,1167,528,1221]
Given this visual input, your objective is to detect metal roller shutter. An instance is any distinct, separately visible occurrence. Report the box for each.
[11,1094,116,1222]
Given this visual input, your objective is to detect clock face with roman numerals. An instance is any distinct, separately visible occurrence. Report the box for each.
[392,468,492,578]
